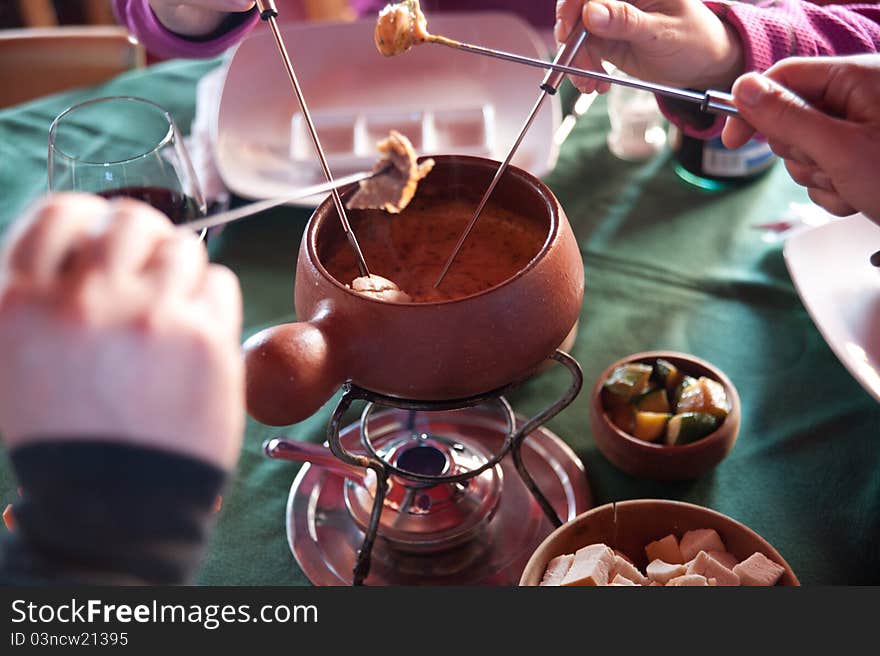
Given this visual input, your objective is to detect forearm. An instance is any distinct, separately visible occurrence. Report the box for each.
[0,441,225,585]
[661,0,880,137]
[113,0,259,59]
[713,0,880,71]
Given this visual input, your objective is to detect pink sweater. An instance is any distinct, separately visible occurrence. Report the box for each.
[672,0,880,136]
[114,0,880,134]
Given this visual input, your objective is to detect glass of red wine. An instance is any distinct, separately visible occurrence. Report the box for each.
[48,96,207,237]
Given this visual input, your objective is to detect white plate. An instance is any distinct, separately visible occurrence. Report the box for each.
[784,213,880,402]
[214,13,560,205]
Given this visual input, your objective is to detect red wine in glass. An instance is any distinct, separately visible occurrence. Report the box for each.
[96,186,204,225]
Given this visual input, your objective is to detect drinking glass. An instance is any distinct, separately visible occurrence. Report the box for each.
[48,96,206,229]
[605,74,667,162]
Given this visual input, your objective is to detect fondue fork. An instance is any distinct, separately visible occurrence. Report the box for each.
[255,0,371,277]
[177,170,374,234]
[427,35,739,118]
[434,28,589,288]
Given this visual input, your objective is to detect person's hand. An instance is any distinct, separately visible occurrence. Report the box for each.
[554,0,744,93]
[0,194,245,470]
[148,0,255,37]
[723,55,880,221]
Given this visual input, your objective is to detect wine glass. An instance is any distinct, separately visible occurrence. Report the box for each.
[48,96,206,233]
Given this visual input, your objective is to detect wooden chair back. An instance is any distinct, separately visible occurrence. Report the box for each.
[0,26,145,108]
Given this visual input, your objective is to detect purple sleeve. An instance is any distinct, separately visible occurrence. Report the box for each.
[660,1,880,138]
[113,0,259,59]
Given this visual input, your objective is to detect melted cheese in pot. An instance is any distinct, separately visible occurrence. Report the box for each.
[323,199,547,303]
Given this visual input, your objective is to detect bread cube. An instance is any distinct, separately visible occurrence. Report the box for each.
[539,553,574,586]
[707,550,739,570]
[680,528,726,561]
[666,574,709,586]
[683,549,739,570]
[610,574,639,586]
[646,559,687,585]
[561,544,615,586]
[645,534,685,564]
[686,551,740,586]
[733,552,785,586]
[610,554,649,585]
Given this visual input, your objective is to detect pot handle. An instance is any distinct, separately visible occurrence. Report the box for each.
[244,321,345,426]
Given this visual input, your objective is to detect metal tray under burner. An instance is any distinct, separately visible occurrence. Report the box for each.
[286,406,593,585]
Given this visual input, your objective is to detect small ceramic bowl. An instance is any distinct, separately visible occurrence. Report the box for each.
[520,499,799,586]
[590,351,740,480]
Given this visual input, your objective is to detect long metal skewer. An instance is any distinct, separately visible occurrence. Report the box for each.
[178,171,373,234]
[429,36,738,117]
[255,0,371,277]
[434,28,589,288]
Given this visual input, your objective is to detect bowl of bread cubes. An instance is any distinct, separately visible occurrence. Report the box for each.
[520,499,799,587]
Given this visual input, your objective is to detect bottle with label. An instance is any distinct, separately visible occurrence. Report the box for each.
[668,125,777,190]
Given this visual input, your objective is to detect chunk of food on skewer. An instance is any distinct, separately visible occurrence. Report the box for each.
[346,130,434,214]
[374,0,457,56]
[349,274,412,303]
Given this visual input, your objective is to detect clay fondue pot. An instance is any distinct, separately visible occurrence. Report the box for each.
[244,156,585,426]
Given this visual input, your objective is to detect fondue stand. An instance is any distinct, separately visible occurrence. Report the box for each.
[266,353,591,586]
[247,0,594,586]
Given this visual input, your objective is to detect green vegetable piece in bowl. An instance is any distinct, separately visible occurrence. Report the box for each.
[676,377,731,418]
[665,412,721,446]
[633,388,671,414]
[673,375,699,406]
[603,363,652,401]
[652,358,685,393]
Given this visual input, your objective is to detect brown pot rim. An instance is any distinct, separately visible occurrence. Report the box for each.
[591,350,741,454]
[306,154,560,307]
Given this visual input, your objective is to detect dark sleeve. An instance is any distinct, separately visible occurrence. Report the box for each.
[0,441,226,585]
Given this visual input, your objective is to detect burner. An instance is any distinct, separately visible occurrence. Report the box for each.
[268,351,593,585]
[286,406,592,585]
[344,431,503,553]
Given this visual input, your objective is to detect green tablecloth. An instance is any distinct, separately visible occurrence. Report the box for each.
[1,59,877,585]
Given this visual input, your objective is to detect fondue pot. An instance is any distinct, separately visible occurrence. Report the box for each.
[245,156,591,585]
[244,155,585,426]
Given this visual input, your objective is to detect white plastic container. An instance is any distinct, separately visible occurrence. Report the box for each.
[290,105,495,172]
